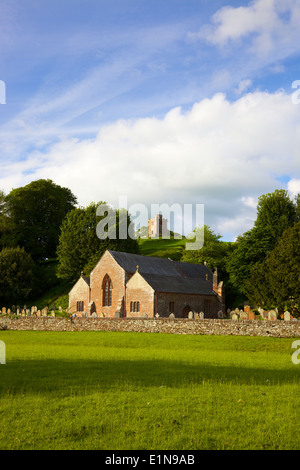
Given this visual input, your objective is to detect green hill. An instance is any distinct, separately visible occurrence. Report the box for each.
[138,237,186,260]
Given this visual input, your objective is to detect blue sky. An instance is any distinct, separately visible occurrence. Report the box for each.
[0,0,300,240]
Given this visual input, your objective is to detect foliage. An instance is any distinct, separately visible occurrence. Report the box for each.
[226,189,299,295]
[181,225,234,273]
[5,179,77,260]
[56,203,139,282]
[0,246,35,303]
[245,221,300,309]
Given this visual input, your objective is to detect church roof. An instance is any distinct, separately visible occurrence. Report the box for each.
[140,273,216,295]
[108,250,215,295]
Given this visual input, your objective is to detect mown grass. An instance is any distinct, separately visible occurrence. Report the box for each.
[0,331,299,450]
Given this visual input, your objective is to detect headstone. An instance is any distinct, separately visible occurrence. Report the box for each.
[155,313,160,318]
[11,305,15,313]
[16,308,20,315]
[268,310,277,321]
[217,310,224,319]
[248,311,255,320]
[2,307,6,314]
[231,310,239,319]
[240,311,248,320]
[199,311,204,319]
[59,306,62,312]
[284,311,291,321]
[7,308,11,315]
[232,313,238,320]
[51,310,55,317]
[188,311,194,319]
[114,311,120,318]
[194,312,199,319]
[37,310,41,317]
[27,309,31,317]
[169,313,175,319]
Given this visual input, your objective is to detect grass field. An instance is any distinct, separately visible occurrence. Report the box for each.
[0,330,299,450]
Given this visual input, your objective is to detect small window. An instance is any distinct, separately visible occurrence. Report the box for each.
[130,301,140,313]
[204,300,211,314]
[77,301,84,312]
[169,302,174,313]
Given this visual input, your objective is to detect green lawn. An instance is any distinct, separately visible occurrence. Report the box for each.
[0,331,299,450]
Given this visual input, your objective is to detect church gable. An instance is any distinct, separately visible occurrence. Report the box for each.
[89,250,126,317]
[68,276,90,314]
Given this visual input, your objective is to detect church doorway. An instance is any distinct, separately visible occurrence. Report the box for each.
[182,305,193,318]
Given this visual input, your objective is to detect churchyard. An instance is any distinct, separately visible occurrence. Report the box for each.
[0,330,299,450]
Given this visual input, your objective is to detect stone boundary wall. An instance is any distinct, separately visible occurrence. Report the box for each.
[1,317,300,338]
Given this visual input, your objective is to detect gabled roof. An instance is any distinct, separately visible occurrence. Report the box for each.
[140,273,216,296]
[108,250,216,295]
[82,276,90,287]
[108,250,212,279]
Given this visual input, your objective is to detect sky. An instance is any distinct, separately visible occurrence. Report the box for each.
[0,0,300,241]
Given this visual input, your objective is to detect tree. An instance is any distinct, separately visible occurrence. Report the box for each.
[56,203,139,282]
[245,221,300,309]
[0,247,35,304]
[181,225,232,274]
[5,179,77,260]
[226,189,298,295]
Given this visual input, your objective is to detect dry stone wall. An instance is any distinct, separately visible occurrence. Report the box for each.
[1,317,300,338]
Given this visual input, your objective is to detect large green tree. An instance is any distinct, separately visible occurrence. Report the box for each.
[5,179,77,260]
[57,203,139,282]
[0,246,35,304]
[226,189,298,295]
[245,221,300,309]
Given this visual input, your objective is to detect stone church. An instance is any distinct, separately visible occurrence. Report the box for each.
[68,250,225,318]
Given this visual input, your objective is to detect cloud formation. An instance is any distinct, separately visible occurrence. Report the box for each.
[1,89,299,241]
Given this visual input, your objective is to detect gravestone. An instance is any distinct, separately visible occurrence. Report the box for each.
[232,313,238,320]
[284,311,291,321]
[268,310,277,321]
[199,311,204,319]
[2,307,6,314]
[240,311,248,320]
[188,311,193,319]
[169,313,175,319]
[155,313,160,318]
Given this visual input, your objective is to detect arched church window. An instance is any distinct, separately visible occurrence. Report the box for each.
[102,275,113,307]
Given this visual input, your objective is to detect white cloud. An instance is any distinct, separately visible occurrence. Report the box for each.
[234,79,253,95]
[288,178,300,198]
[0,89,299,241]
[191,0,300,60]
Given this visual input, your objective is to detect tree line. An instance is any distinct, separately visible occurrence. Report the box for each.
[0,179,299,311]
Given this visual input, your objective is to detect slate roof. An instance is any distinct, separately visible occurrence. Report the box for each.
[140,273,216,296]
[82,277,90,287]
[109,250,216,296]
